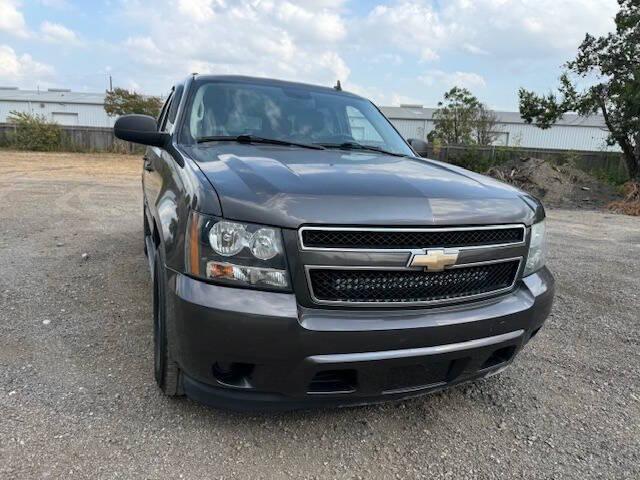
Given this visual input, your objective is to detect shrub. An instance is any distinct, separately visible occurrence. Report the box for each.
[445,145,512,173]
[7,111,62,151]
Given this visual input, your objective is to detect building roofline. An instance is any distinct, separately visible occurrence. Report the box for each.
[0,89,108,105]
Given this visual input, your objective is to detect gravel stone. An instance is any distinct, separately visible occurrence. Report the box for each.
[1,151,638,479]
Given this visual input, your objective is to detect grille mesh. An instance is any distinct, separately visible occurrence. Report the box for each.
[308,260,520,304]
[302,227,524,250]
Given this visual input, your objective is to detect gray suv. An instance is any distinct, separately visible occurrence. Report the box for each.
[114,75,554,410]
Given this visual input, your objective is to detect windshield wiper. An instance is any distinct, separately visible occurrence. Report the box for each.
[318,142,407,157]
[196,134,325,150]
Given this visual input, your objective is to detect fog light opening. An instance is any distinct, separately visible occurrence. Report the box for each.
[212,362,255,389]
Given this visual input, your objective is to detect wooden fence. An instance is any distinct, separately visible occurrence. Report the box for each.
[419,144,629,183]
[0,123,143,154]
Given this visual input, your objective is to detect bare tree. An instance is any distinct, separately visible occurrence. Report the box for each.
[475,105,500,146]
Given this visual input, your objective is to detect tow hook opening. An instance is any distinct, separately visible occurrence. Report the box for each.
[481,346,517,370]
[308,369,358,394]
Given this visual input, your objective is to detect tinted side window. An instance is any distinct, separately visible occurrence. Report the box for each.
[165,85,184,132]
[157,92,173,130]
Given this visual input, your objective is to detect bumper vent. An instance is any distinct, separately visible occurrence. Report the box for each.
[300,226,524,250]
[308,260,520,305]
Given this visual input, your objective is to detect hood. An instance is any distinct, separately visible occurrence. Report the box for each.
[183,144,537,229]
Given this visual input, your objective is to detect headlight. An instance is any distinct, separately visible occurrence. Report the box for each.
[524,220,547,276]
[186,213,290,291]
[209,221,249,257]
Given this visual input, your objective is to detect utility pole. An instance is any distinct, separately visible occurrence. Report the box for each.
[109,75,113,92]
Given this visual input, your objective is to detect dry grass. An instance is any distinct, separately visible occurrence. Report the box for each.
[608,181,640,216]
[0,149,141,181]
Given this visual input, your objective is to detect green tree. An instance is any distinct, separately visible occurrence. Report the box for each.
[519,0,640,180]
[428,87,499,146]
[104,87,163,118]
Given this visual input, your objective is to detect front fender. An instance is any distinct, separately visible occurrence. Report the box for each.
[146,145,223,273]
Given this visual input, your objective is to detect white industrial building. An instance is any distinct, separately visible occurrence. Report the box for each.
[380,105,616,152]
[0,87,114,127]
[0,87,615,152]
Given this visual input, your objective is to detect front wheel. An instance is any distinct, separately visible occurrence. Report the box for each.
[152,250,182,396]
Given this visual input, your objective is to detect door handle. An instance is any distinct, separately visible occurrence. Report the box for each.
[143,157,154,172]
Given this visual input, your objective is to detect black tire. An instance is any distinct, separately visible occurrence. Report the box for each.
[153,250,182,396]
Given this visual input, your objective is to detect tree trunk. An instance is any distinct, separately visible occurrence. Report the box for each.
[632,134,640,181]
[623,151,639,180]
[619,136,640,181]
[598,98,640,181]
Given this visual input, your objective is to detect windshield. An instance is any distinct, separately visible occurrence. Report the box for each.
[179,81,413,156]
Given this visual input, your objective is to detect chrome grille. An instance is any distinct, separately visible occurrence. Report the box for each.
[300,225,525,250]
[307,259,521,305]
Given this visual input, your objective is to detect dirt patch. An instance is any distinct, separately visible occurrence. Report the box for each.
[487,157,620,209]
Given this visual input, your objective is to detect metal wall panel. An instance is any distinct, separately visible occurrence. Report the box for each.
[0,100,115,127]
[388,119,428,140]
[387,118,618,152]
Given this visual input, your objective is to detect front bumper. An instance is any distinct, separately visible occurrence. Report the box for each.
[167,267,554,410]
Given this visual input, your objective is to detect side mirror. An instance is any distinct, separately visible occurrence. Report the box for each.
[114,114,169,147]
[408,138,429,156]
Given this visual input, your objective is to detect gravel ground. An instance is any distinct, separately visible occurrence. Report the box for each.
[1,150,638,479]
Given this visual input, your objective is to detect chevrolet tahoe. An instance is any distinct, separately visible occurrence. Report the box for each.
[114,75,554,410]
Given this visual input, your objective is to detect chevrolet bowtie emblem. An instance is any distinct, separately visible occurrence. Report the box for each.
[408,249,460,271]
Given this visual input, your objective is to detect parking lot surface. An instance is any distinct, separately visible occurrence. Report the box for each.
[1,151,638,479]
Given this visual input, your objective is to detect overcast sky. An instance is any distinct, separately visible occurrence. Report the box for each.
[0,0,619,110]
